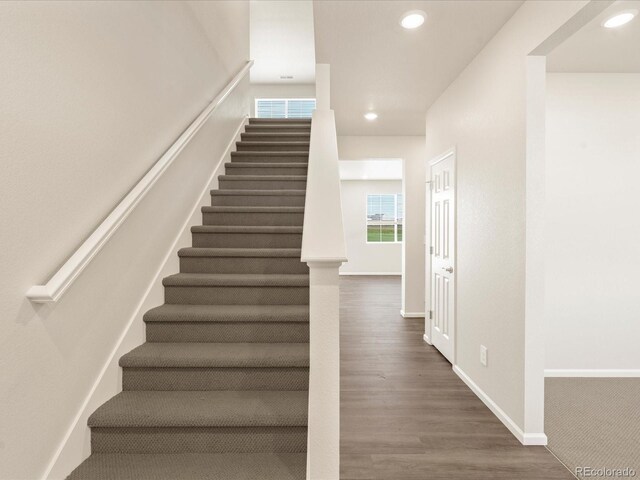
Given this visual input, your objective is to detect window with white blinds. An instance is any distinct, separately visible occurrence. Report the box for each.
[366,194,403,243]
[255,98,316,119]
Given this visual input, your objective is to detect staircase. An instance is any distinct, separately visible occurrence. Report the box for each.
[67,118,311,480]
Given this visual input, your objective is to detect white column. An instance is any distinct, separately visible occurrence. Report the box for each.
[523,55,547,444]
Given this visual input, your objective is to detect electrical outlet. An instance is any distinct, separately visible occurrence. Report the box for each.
[480,345,488,367]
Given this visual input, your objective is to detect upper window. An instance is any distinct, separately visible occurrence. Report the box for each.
[255,98,316,119]
[367,194,403,243]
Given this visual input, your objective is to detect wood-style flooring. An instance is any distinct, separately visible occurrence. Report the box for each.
[340,275,574,480]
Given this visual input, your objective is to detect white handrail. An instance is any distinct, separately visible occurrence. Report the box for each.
[26,60,254,303]
[300,109,347,264]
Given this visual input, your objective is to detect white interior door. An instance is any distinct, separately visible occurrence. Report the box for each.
[430,150,456,363]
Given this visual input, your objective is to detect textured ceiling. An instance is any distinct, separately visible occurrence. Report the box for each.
[547,0,640,73]
[313,0,523,135]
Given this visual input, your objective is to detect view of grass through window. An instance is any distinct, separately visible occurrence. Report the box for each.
[367,194,403,242]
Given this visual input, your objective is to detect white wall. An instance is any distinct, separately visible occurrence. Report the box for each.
[0,2,249,479]
[338,136,426,316]
[340,180,402,275]
[249,0,315,84]
[339,159,402,181]
[545,73,640,374]
[423,0,589,436]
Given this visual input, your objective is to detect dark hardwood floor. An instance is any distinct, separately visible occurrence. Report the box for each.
[339,275,574,480]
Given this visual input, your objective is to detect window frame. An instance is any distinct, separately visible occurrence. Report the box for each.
[254,98,317,119]
[365,193,404,244]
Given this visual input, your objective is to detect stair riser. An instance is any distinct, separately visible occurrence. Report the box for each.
[67,454,307,479]
[245,126,311,133]
[220,179,307,190]
[122,368,309,391]
[203,211,304,226]
[241,134,310,142]
[225,166,308,176]
[249,118,311,125]
[192,232,302,248]
[91,427,307,453]
[180,257,309,274]
[237,143,309,152]
[231,154,308,163]
[165,286,309,305]
[210,194,306,207]
[146,322,309,343]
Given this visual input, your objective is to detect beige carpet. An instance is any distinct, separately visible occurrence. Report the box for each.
[546,378,640,479]
[66,118,311,479]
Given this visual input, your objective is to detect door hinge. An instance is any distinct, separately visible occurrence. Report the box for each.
[429,310,433,320]
[429,246,434,255]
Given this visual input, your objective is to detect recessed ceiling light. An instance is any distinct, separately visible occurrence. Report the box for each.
[400,10,426,29]
[364,112,378,121]
[602,9,637,28]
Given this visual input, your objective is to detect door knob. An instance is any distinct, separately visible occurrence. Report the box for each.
[443,266,453,273]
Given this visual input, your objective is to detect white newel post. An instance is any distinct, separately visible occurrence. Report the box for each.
[303,63,346,480]
[306,261,341,479]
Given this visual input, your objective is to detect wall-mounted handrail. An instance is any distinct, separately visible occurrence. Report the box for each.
[26,60,254,303]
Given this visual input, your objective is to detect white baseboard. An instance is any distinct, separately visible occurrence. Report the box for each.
[453,365,547,446]
[521,432,548,445]
[545,369,640,378]
[423,333,432,345]
[43,117,248,480]
[400,310,425,318]
[339,272,402,276]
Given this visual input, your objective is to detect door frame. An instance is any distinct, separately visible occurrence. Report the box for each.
[425,147,457,364]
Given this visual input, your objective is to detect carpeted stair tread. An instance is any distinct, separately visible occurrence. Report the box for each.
[88,391,308,428]
[162,273,309,287]
[241,133,310,138]
[231,151,309,157]
[246,123,311,128]
[210,189,306,196]
[144,304,309,323]
[249,117,311,123]
[224,162,309,168]
[209,190,306,207]
[178,248,302,258]
[218,175,307,181]
[246,123,311,130]
[120,343,309,368]
[246,122,311,127]
[249,117,311,125]
[191,225,303,234]
[67,453,306,480]
[201,206,304,213]
[236,141,310,147]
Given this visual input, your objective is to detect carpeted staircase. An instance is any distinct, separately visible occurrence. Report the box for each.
[67,118,311,480]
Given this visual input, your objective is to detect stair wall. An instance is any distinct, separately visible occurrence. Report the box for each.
[47,116,250,480]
